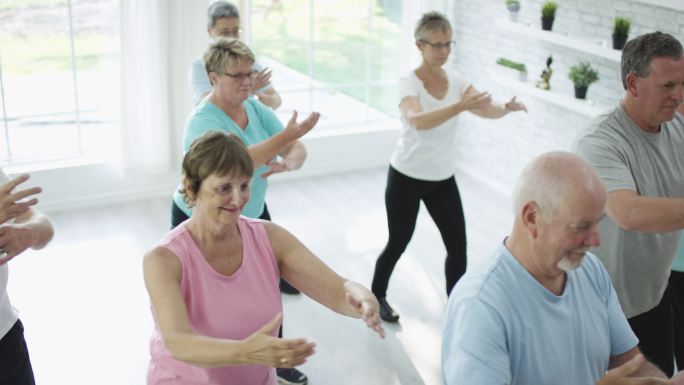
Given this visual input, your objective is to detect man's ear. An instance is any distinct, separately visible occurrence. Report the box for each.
[521,202,541,238]
[625,73,639,98]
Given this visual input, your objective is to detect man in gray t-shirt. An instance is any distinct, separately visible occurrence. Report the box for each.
[574,31,684,376]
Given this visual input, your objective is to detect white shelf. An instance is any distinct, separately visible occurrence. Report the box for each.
[634,0,684,11]
[491,74,609,117]
[494,18,622,62]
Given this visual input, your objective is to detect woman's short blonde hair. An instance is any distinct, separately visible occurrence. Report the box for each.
[181,131,254,207]
[203,37,255,76]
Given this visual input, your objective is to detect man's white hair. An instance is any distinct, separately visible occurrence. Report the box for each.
[512,151,600,219]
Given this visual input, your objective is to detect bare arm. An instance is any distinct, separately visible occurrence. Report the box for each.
[401,85,492,131]
[598,348,670,384]
[265,222,384,337]
[143,246,315,368]
[606,189,684,232]
[255,88,282,110]
[247,111,319,168]
[470,90,527,119]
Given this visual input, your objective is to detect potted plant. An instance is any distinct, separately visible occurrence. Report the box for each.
[568,61,599,99]
[496,57,527,81]
[613,17,630,50]
[506,0,520,22]
[541,1,557,31]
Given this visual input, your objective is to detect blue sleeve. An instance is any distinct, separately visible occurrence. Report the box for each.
[443,298,511,385]
[189,57,213,105]
[599,263,639,356]
[183,110,225,151]
[249,99,283,137]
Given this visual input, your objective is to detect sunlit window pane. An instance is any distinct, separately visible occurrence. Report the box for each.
[0,0,119,166]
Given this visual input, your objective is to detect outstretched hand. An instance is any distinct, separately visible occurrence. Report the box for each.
[344,282,385,338]
[460,86,492,111]
[241,313,316,368]
[0,224,37,265]
[252,67,273,92]
[282,110,321,142]
[0,174,40,224]
[260,158,297,178]
[505,96,528,113]
[596,354,670,385]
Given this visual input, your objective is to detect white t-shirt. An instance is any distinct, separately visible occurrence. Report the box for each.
[0,169,18,339]
[390,70,470,181]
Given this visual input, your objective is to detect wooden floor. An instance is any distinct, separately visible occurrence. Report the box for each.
[8,166,512,385]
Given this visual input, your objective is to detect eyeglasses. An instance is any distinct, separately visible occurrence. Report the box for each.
[420,40,456,49]
[223,70,258,82]
[218,28,242,37]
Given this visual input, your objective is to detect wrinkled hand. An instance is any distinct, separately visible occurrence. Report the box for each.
[242,313,316,368]
[460,87,492,111]
[344,282,385,338]
[596,354,671,385]
[261,158,298,178]
[282,110,320,142]
[0,174,41,224]
[505,96,528,113]
[0,224,36,265]
[252,68,273,92]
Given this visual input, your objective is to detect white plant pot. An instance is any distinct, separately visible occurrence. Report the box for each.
[508,10,519,22]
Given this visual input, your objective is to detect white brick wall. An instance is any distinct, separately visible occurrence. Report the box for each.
[448,0,684,192]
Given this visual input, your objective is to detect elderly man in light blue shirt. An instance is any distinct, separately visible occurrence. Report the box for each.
[442,152,683,385]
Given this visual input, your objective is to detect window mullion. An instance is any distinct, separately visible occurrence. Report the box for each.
[67,0,83,157]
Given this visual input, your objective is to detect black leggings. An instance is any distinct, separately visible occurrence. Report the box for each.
[671,270,684,370]
[371,166,467,298]
[628,286,674,376]
[0,319,35,385]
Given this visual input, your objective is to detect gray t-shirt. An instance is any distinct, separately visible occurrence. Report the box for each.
[573,106,684,318]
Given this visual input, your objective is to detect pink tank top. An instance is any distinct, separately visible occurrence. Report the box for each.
[147,217,282,385]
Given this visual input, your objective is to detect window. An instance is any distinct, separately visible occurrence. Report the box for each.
[246,0,405,131]
[0,0,119,167]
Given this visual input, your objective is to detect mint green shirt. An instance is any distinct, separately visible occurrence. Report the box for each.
[173,98,283,218]
[674,232,684,272]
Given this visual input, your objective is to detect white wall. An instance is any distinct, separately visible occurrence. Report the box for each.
[447,0,684,195]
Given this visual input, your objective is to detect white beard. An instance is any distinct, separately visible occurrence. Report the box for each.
[556,255,582,272]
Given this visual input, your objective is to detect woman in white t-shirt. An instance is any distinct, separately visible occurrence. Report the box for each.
[371,11,526,322]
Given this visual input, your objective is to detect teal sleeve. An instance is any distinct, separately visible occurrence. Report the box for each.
[183,111,226,151]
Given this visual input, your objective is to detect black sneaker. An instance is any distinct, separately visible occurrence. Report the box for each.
[279,278,301,295]
[378,297,400,323]
[277,367,308,385]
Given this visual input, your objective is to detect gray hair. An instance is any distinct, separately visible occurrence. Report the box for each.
[512,152,603,219]
[620,31,683,89]
[207,1,240,30]
[414,11,452,41]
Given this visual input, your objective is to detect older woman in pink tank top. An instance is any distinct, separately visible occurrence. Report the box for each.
[143,131,384,385]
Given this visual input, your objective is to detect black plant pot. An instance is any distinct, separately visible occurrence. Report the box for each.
[541,16,554,31]
[574,86,588,99]
[613,33,628,50]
